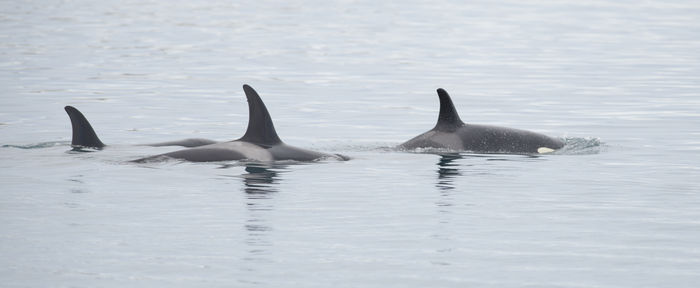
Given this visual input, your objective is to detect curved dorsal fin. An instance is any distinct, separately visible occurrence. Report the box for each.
[434,88,464,130]
[64,106,106,148]
[239,84,283,145]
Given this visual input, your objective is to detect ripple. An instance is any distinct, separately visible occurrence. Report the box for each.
[1,141,69,149]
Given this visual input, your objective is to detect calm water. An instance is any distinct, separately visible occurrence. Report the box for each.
[2,0,700,287]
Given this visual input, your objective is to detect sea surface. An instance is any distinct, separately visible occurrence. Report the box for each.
[2,0,700,287]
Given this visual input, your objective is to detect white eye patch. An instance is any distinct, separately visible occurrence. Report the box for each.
[537,147,555,154]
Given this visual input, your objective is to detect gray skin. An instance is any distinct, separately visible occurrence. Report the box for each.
[398,88,565,154]
[64,106,216,149]
[134,85,346,163]
[141,138,217,148]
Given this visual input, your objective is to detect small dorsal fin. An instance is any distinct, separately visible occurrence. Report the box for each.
[64,106,106,148]
[434,88,464,130]
[239,84,283,145]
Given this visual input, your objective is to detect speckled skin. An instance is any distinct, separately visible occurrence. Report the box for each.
[399,89,564,154]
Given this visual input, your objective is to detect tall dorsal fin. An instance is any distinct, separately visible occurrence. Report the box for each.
[434,88,464,130]
[239,84,283,145]
[64,106,106,148]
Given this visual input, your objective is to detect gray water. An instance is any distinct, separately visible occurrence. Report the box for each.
[2,0,700,287]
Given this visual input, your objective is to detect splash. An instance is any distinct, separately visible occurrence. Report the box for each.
[555,137,604,155]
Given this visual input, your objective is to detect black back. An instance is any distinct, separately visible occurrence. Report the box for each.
[64,106,105,148]
[434,88,464,131]
[238,85,283,145]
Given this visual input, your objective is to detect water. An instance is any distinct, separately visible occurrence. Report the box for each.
[2,0,700,287]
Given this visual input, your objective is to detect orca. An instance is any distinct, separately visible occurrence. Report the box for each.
[64,106,106,149]
[64,106,217,149]
[141,138,218,148]
[134,85,347,163]
[398,88,565,154]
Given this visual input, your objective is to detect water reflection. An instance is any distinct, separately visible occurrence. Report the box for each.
[436,153,463,192]
[433,152,545,192]
[434,153,463,223]
[241,164,282,196]
[240,163,282,254]
[432,153,462,266]
[430,152,551,267]
[230,163,286,272]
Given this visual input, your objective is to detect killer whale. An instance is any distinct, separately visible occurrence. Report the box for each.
[398,88,564,154]
[64,106,217,149]
[64,106,106,149]
[134,85,347,163]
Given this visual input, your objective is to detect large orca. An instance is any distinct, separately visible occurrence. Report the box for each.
[135,85,347,163]
[64,106,217,149]
[398,88,565,154]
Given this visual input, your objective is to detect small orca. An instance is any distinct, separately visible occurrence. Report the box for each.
[134,85,347,163]
[64,106,217,149]
[398,88,564,154]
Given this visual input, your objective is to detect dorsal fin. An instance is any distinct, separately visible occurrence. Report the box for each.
[434,88,464,130]
[239,84,283,145]
[64,106,106,148]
